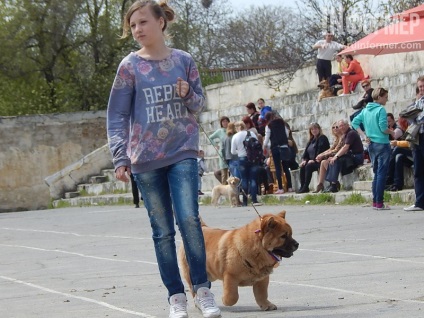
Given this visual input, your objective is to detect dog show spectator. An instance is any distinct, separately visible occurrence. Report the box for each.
[313,121,345,193]
[256,98,272,136]
[386,117,413,192]
[242,115,262,144]
[245,102,260,134]
[328,54,348,87]
[223,122,240,180]
[312,31,346,82]
[263,111,294,194]
[209,116,230,185]
[231,121,262,206]
[297,123,330,193]
[403,76,424,212]
[352,87,394,210]
[324,119,364,193]
[339,54,365,96]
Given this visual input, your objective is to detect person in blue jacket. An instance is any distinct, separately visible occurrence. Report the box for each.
[352,87,395,210]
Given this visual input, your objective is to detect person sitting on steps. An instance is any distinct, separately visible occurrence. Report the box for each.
[323,119,364,193]
[313,121,345,193]
[339,54,365,96]
[297,123,330,193]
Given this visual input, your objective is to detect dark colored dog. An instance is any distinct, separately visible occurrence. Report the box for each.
[318,79,336,101]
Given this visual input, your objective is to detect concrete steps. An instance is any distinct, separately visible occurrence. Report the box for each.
[52,162,416,208]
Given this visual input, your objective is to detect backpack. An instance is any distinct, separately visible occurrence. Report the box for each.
[243,131,264,164]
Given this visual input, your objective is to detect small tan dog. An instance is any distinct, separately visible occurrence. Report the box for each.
[317,79,335,101]
[211,176,241,207]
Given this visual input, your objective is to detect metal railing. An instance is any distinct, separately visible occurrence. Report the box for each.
[202,65,284,82]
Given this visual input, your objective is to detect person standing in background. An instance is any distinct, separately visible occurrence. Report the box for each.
[404,76,424,212]
[231,121,262,206]
[245,102,260,134]
[223,122,240,179]
[352,87,394,210]
[312,31,346,82]
[106,1,221,317]
[263,111,294,194]
[256,98,272,136]
[209,116,230,185]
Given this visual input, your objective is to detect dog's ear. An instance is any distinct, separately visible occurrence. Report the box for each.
[265,216,277,230]
[278,211,286,219]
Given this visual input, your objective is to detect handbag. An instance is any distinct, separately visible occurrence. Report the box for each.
[399,101,422,120]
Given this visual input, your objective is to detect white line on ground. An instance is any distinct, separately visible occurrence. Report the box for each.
[299,248,424,265]
[0,275,156,317]
[1,227,151,240]
[271,280,424,304]
[0,244,158,265]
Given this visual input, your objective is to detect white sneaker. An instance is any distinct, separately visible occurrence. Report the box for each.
[194,287,221,318]
[169,293,188,318]
[404,205,424,212]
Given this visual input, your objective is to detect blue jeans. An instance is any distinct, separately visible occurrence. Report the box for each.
[133,159,210,297]
[368,142,391,204]
[413,133,424,208]
[228,159,241,179]
[386,147,413,188]
[238,157,259,204]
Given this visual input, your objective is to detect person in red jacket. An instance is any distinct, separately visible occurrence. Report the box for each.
[339,54,364,95]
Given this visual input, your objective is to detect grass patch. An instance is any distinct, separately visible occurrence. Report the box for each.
[385,191,406,205]
[261,195,282,205]
[79,188,91,197]
[341,192,369,205]
[199,196,212,205]
[274,193,335,205]
[53,200,72,209]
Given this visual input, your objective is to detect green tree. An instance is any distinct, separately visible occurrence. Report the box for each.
[0,0,129,115]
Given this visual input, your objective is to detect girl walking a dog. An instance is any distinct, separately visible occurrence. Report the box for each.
[106,1,221,317]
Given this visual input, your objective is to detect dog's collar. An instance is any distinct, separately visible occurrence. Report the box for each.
[255,229,281,268]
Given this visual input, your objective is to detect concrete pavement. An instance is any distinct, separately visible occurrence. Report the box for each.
[1,203,423,317]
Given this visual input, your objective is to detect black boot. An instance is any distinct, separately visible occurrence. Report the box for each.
[296,186,309,194]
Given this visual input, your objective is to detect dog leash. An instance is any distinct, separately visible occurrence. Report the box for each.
[198,123,263,219]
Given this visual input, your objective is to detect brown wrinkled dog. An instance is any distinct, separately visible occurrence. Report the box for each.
[178,211,298,311]
[317,79,335,101]
[211,176,241,207]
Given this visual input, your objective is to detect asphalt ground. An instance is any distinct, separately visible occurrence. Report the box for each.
[0,203,423,318]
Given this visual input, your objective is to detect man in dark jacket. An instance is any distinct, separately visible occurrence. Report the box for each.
[324,119,364,193]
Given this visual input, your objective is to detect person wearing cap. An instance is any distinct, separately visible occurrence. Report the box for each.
[312,31,346,82]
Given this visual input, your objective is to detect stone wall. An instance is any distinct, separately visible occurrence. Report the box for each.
[0,112,108,212]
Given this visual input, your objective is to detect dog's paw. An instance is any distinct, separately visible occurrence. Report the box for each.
[260,302,277,311]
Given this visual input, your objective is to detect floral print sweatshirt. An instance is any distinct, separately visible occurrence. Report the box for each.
[107,49,205,174]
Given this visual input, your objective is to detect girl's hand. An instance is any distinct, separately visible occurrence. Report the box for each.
[116,166,130,182]
[176,77,189,98]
